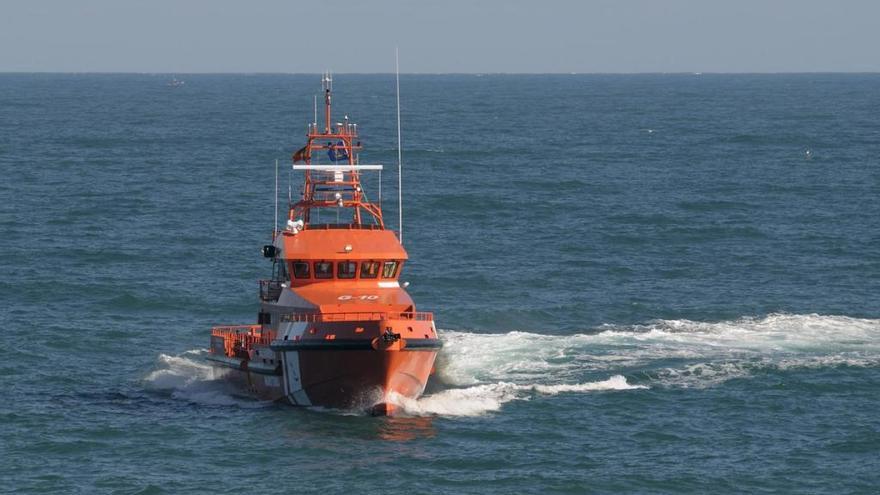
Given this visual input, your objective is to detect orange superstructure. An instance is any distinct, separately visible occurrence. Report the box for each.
[207,74,441,415]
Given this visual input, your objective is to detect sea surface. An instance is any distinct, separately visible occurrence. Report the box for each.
[1,73,879,494]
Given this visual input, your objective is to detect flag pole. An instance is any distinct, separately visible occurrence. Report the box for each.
[274,159,279,239]
[396,47,403,244]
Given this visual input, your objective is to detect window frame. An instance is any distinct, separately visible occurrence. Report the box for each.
[337,261,357,279]
[314,261,334,279]
[360,260,380,279]
[382,260,399,279]
[292,261,311,279]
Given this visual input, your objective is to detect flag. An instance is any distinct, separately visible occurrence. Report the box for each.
[292,146,308,163]
[328,140,349,162]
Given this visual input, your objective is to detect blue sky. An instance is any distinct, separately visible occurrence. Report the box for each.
[1,0,878,73]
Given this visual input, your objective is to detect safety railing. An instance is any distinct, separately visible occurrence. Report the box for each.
[303,223,385,230]
[280,311,433,323]
[211,325,276,356]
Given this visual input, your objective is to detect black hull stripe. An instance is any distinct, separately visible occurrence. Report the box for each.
[205,354,282,376]
[405,339,445,349]
[270,338,443,352]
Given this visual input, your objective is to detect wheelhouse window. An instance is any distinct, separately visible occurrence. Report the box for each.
[360,261,380,279]
[337,261,357,279]
[292,261,310,279]
[314,261,333,279]
[382,261,399,279]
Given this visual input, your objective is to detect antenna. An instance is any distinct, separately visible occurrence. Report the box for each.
[395,48,403,244]
[322,71,333,133]
[313,95,317,127]
[274,159,279,239]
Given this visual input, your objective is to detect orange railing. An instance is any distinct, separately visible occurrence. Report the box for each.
[281,311,433,323]
[211,325,275,356]
[305,223,385,230]
[211,312,432,356]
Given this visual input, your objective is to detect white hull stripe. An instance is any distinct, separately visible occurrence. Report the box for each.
[283,350,311,405]
[278,321,312,406]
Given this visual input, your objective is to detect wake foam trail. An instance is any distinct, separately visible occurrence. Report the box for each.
[597,313,880,387]
[382,327,651,417]
[143,350,268,408]
[530,375,647,394]
[389,375,645,417]
[401,313,880,414]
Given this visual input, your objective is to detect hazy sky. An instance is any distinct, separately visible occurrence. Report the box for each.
[1,0,878,73]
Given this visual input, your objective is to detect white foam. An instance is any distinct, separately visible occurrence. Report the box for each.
[144,352,213,390]
[387,383,517,417]
[143,350,268,408]
[434,313,880,394]
[389,375,645,417]
[530,375,647,394]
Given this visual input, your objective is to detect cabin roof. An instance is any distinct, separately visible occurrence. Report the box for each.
[293,284,414,312]
[281,229,407,260]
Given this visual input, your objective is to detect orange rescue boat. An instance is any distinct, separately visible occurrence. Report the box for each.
[207,73,441,415]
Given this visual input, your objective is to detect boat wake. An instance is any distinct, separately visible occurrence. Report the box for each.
[143,350,271,408]
[387,375,644,417]
[144,313,880,417]
[394,313,880,416]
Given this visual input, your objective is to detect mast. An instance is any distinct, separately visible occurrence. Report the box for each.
[396,48,403,244]
[322,72,332,134]
[288,75,384,230]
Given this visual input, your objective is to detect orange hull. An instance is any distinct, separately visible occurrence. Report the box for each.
[290,346,438,410]
[270,317,441,412]
[208,317,441,414]
[207,351,437,414]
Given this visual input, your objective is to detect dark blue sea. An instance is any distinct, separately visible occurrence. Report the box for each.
[2,73,879,494]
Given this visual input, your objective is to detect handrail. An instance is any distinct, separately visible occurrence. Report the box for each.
[280,311,433,323]
[210,312,433,358]
[301,223,385,230]
[293,164,383,171]
[211,325,276,356]
[211,324,263,336]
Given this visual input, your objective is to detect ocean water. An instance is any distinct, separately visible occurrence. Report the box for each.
[1,73,879,494]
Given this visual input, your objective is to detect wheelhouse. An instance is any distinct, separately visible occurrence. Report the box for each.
[285,259,402,286]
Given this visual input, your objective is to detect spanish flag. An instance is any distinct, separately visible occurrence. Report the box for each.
[292,146,308,163]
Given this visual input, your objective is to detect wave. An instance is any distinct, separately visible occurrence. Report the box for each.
[388,375,644,417]
[143,351,270,408]
[144,313,880,416]
[438,313,880,391]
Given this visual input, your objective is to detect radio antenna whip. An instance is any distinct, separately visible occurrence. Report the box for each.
[274,159,279,239]
[396,47,403,244]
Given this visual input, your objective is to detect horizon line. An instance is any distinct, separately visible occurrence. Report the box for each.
[2,70,880,76]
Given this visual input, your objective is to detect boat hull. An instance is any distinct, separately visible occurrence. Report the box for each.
[278,344,439,410]
[207,320,441,414]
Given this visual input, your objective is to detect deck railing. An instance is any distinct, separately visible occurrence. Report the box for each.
[304,223,385,230]
[211,325,275,355]
[211,312,432,356]
[280,311,433,323]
